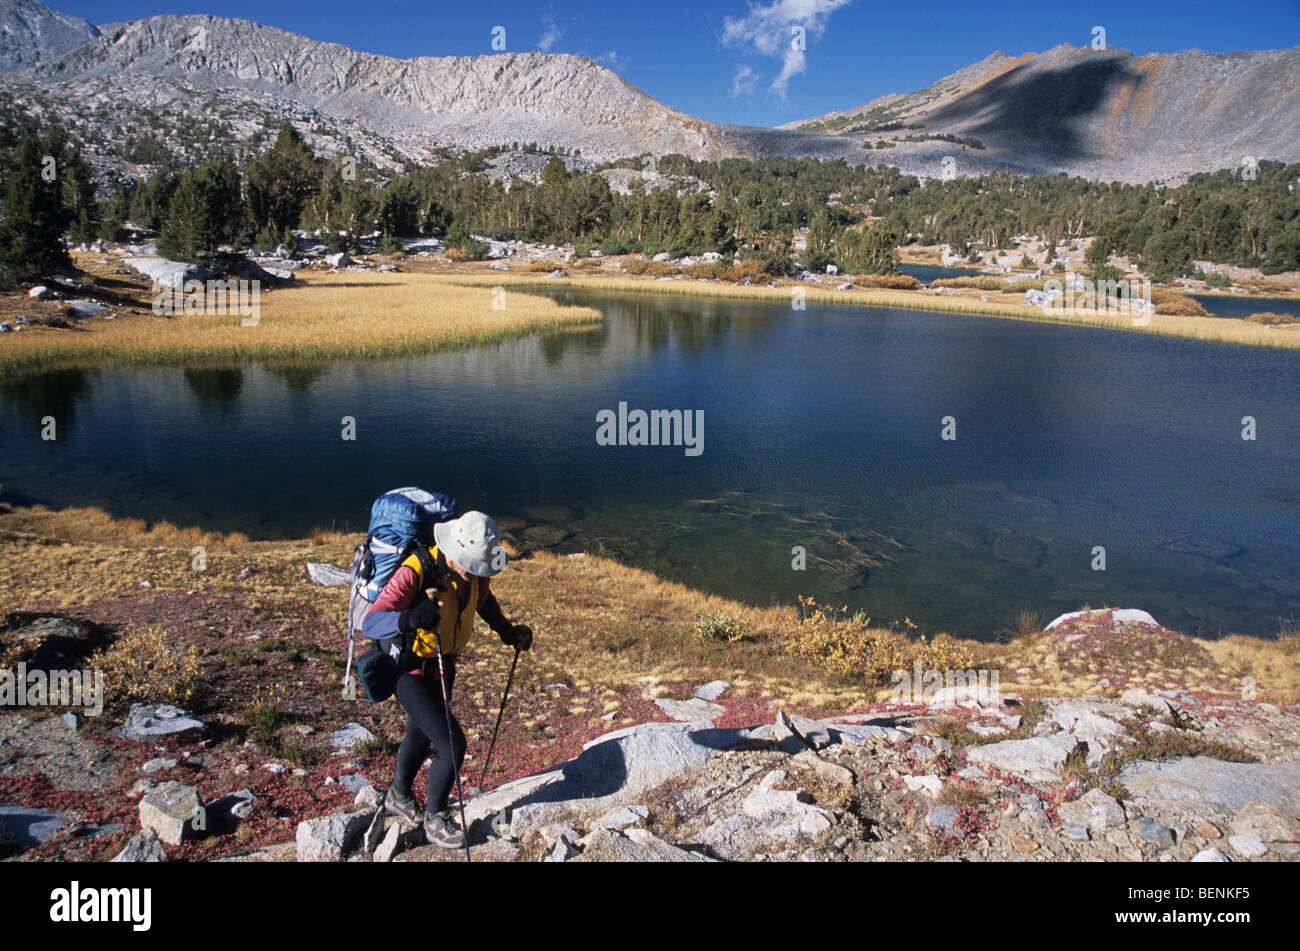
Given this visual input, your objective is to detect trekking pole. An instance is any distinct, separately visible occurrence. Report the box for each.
[479,646,520,790]
[431,629,472,863]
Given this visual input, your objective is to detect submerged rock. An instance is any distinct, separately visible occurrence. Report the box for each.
[993,532,1045,567]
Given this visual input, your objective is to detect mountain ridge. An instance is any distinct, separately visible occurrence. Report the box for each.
[1,2,1297,183]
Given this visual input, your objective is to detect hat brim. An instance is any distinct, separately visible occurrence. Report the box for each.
[434,520,506,577]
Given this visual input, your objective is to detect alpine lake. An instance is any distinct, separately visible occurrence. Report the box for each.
[3,287,1298,640]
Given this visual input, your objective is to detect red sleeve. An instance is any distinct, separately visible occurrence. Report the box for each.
[367,565,421,614]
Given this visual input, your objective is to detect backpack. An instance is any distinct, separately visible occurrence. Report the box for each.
[342,487,455,699]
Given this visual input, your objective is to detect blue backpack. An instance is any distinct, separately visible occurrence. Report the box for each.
[343,487,455,699]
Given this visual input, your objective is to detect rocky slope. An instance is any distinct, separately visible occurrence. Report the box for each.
[3,587,1298,863]
[0,0,95,71]
[1,3,1296,183]
[787,43,1300,183]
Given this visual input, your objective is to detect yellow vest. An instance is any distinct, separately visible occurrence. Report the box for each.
[401,546,480,657]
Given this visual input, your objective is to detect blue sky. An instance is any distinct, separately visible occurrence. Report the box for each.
[57,0,1300,127]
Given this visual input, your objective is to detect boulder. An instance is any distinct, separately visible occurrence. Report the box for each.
[1191,848,1229,862]
[111,829,167,862]
[4,616,91,671]
[590,806,649,832]
[124,257,217,289]
[325,252,355,268]
[693,680,730,701]
[1056,788,1126,832]
[327,723,376,752]
[0,805,67,849]
[306,563,351,586]
[1154,532,1242,559]
[1117,759,1300,816]
[791,750,855,789]
[1230,801,1300,843]
[774,710,829,751]
[373,823,403,863]
[138,782,201,845]
[228,258,281,282]
[653,696,724,723]
[1134,816,1175,849]
[1227,834,1267,858]
[112,703,206,741]
[468,720,751,833]
[1118,688,1176,715]
[903,775,942,797]
[65,300,108,318]
[574,828,709,862]
[338,773,372,793]
[994,532,1045,567]
[926,684,1005,709]
[1052,703,1126,762]
[363,808,386,853]
[965,733,1079,784]
[296,811,371,862]
[28,285,51,299]
[925,806,959,831]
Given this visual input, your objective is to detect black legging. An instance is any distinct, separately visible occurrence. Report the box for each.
[393,657,466,814]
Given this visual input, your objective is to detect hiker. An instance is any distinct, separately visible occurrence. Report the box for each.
[361,510,532,848]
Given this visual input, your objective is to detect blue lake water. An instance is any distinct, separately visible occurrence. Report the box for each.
[1190,294,1300,320]
[2,289,1298,640]
[899,263,986,285]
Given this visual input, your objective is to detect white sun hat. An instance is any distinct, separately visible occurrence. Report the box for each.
[434,511,508,577]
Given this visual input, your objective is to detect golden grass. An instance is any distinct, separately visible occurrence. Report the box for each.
[6,505,1297,707]
[444,272,1300,350]
[0,266,602,376]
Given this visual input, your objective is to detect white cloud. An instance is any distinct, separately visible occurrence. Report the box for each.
[732,65,759,97]
[722,0,852,95]
[596,50,622,68]
[538,15,563,52]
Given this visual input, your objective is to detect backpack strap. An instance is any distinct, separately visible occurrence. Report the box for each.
[402,539,442,590]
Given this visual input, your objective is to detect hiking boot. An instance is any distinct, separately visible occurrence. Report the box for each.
[384,786,419,826]
[424,810,465,850]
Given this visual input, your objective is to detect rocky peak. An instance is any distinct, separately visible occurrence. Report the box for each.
[0,0,97,71]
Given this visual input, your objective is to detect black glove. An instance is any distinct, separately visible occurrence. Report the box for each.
[500,623,532,652]
[398,598,441,635]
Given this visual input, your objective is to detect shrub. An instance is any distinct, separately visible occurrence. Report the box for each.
[94,624,201,706]
[683,261,723,279]
[623,257,681,276]
[716,258,770,283]
[1247,311,1297,325]
[695,613,750,643]
[1150,287,1209,316]
[860,273,921,290]
[784,597,973,685]
[939,276,1005,291]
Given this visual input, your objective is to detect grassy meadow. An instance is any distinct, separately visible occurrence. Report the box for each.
[446,268,1300,351]
[3,505,1296,708]
[0,263,603,376]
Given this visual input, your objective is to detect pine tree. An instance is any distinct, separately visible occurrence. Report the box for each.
[0,134,72,285]
[245,124,319,234]
[157,155,243,261]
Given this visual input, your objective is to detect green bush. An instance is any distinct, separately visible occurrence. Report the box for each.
[695,613,750,643]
